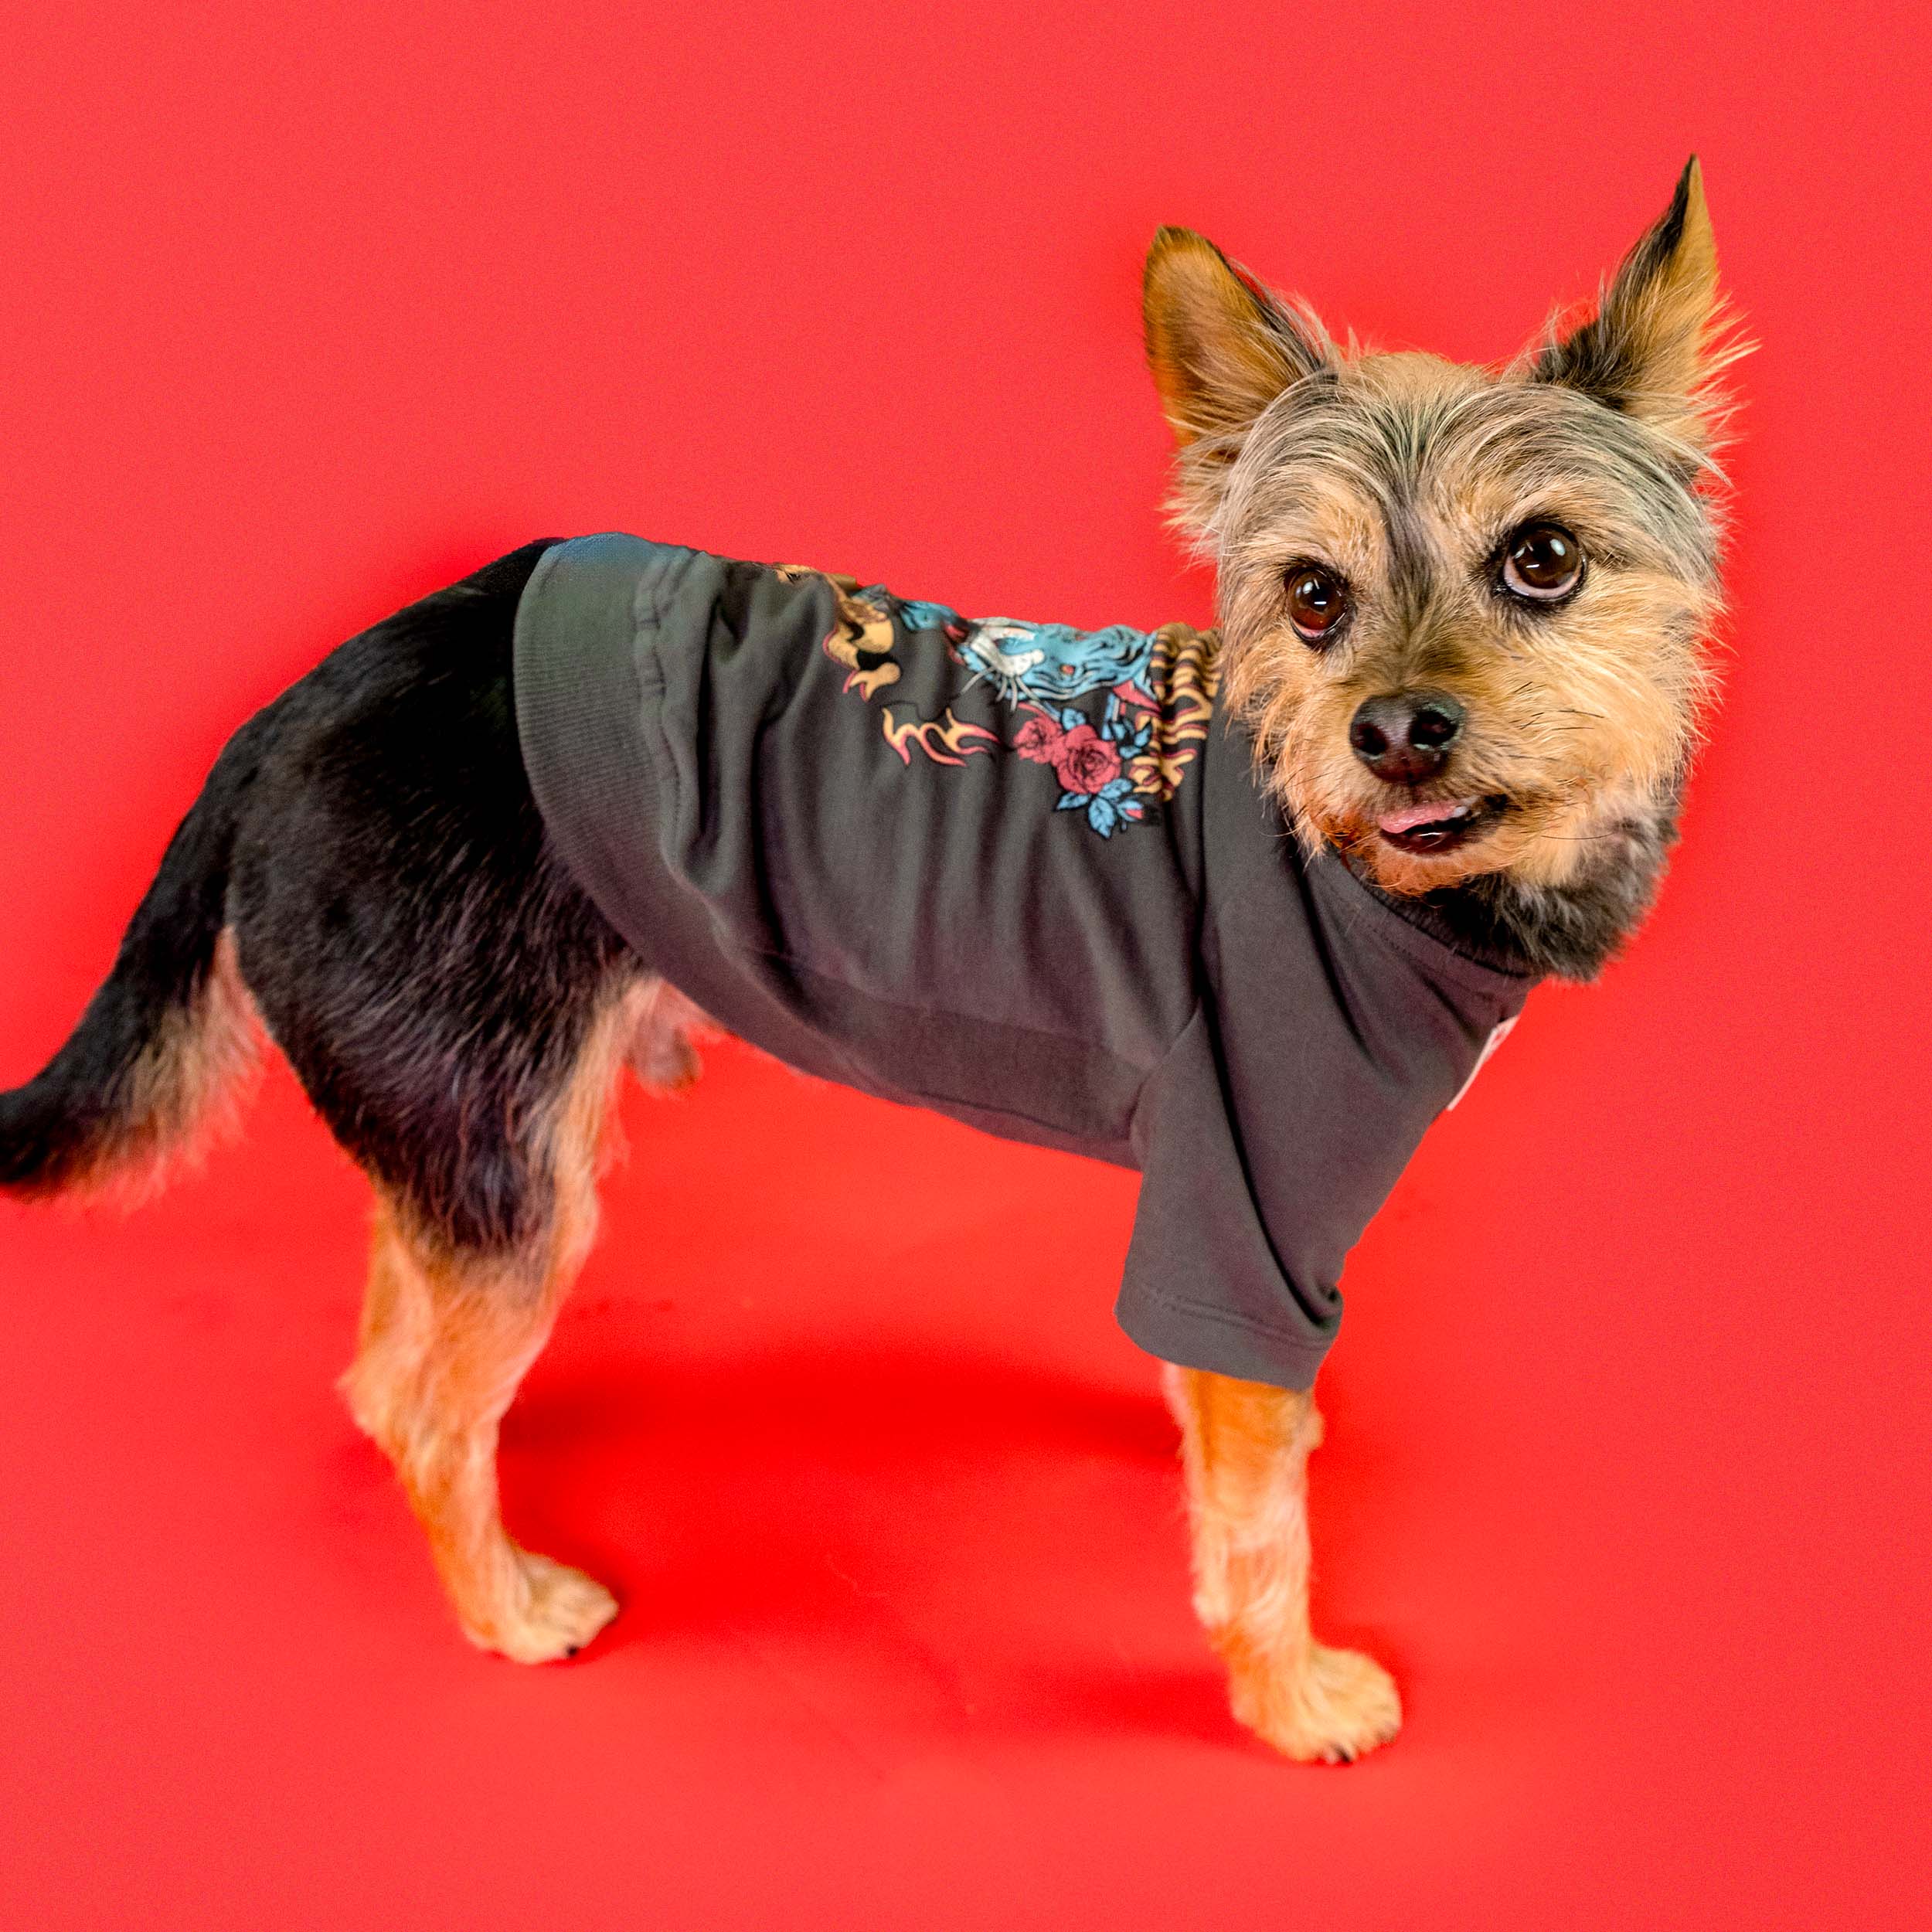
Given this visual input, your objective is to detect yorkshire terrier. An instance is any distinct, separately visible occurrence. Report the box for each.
[0,160,1737,1762]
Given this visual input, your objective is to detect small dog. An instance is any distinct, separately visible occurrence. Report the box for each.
[0,161,1736,1761]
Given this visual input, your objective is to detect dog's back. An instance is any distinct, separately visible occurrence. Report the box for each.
[2,535,661,1661]
[0,538,632,1230]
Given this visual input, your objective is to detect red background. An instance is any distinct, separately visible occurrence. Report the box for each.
[2,4,1927,1927]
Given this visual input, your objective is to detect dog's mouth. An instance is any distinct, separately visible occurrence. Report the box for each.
[1375,794,1509,856]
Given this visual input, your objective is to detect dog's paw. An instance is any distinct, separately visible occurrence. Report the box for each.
[1229,1643,1402,1764]
[465,1553,620,1665]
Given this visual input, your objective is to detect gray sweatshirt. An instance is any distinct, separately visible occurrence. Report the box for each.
[513,533,1536,1389]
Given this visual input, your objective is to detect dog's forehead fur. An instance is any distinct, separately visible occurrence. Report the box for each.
[1216,352,1719,627]
[1184,301,1733,981]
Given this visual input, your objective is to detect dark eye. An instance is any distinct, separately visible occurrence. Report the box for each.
[1286,565,1349,642]
[1502,523,1584,601]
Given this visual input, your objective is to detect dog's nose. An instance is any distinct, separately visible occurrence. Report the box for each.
[1349,690,1465,785]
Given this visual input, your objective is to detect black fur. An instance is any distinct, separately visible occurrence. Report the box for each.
[2,539,638,1254]
[1421,805,1680,981]
[1533,156,1699,419]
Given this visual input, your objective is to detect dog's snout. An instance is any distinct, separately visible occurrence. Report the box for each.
[1349,690,1464,785]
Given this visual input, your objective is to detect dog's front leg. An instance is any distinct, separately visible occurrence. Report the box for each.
[1162,1363,1401,1763]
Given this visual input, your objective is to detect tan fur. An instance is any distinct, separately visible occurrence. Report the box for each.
[338,978,651,1662]
[1526,158,1748,454]
[1143,226,1331,453]
[1128,167,1741,1760]
[1145,173,1737,901]
[626,977,713,1094]
[1162,1364,1400,1763]
[60,928,264,1203]
[1213,378,1723,893]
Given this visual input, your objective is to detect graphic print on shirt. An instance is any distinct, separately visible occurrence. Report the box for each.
[774,564,1221,838]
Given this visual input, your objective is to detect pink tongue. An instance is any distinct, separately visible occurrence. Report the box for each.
[1379,799,1471,835]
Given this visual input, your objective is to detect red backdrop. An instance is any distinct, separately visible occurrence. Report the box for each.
[2,5,1926,1927]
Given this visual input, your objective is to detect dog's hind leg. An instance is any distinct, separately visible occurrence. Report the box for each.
[343,1201,616,1662]
[338,983,645,1665]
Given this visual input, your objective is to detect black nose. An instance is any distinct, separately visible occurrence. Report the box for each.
[1349,690,1465,785]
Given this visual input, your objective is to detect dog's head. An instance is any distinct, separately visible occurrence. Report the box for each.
[1144,161,1743,976]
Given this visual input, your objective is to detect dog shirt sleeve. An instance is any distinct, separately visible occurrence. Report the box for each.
[1113,830,1535,1391]
[1114,1001,1345,1389]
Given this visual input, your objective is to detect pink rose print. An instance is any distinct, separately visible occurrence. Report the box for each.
[1013,703,1151,838]
[1048,724,1123,795]
[1012,716,1066,764]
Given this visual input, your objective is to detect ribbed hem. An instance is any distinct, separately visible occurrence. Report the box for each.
[512,533,681,948]
[1114,1274,1335,1392]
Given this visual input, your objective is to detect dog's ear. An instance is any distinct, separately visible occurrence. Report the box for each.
[1144,228,1333,539]
[1533,158,1738,451]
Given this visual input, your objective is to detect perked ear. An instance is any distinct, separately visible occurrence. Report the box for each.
[1143,226,1333,455]
[1534,157,1735,450]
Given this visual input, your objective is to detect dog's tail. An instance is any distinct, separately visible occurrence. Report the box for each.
[0,728,265,1203]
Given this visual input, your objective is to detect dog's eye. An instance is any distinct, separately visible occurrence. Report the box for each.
[1502,523,1584,600]
[1286,566,1349,642]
